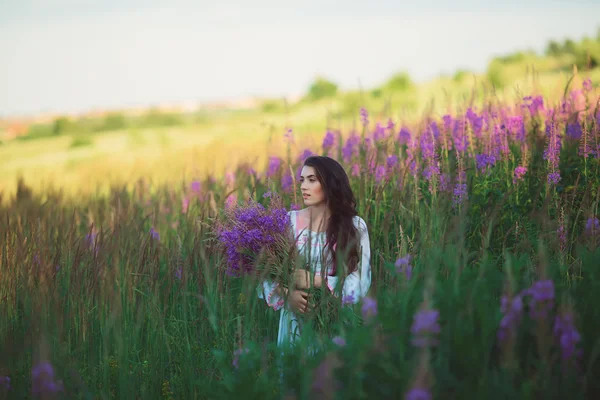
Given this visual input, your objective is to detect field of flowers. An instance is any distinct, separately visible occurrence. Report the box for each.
[1,77,600,399]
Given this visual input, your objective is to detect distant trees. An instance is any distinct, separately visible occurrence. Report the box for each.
[306,77,339,101]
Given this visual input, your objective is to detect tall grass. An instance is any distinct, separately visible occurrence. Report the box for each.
[1,80,600,399]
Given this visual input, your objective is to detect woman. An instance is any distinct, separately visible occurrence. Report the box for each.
[258,155,372,348]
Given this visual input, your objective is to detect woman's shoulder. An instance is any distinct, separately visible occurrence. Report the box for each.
[352,215,368,231]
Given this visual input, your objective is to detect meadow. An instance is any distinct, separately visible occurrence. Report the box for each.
[1,67,600,398]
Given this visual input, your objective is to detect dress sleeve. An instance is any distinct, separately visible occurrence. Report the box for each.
[326,216,371,304]
[257,280,285,311]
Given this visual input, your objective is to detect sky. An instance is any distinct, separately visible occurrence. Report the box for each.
[1,0,599,117]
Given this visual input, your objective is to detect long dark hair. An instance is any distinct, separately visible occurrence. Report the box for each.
[303,156,360,276]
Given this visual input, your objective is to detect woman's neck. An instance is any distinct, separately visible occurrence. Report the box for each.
[306,203,330,232]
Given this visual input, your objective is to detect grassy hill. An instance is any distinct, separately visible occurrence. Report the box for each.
[1,32,599,201]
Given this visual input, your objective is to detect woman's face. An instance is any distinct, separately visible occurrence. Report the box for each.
[299,166,326,206]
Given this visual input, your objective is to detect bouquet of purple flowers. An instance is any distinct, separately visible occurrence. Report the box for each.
[215,195,305,287]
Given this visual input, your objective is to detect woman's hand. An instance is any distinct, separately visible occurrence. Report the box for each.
[293,269,311,289]
[292,270,323,290]
[288,289,309,314]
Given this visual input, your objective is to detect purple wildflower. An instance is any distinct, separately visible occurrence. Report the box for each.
[548,172,561,185]
[522,279,555,320]
[508,116,526,142]
[225,194,238,209]
[387,154,399,169]
[360,107,369,126]
[410,308,441,348]
[266,156,282,178]
[397,127,412,145]
[332,336,346,347]
[582,78,592,92]
[475,153,496,173]
[361,297,378,320]
[373,122,387,142]
[513,166,527,183]
[342,292,356,305]
[281,172,294,193]
[290,203,301,211]
[149,227,160,241]
[452,119,469,153]
[553,311,581,363]
[0,376,10,390]
[232,348,250,369]
[32,361,63,396]
[452,183,468,207]
[375,165,387,183]
[351,164,361,177]
[543,119,562,170]
[406,387,432,400]
[322,130,335,151]
[297,148,315,163]
[585,217,599,234]
[190,180,201,193]
[466,108,484,138]
[395,255,412,280]
[566,122,582,140]
[497,294,523,343]
[175,266,182,280]
[522,95,544,115]
[342,134,359,163]
[439,174,451,192]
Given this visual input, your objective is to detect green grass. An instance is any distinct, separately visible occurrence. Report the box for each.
[1,78,600,398]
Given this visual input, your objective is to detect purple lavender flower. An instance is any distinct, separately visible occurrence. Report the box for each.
[566,122,582,140]
[439,174,450,192]
[266,156,282,177]
[513,166,527,183]
[290,203,301,211]
[497,294,523,343]
[553,311,581,362]
[332,336,346,347]
[582,78,592,92]
[410,309,440,348]
[406,387,432,400]
[585,217,599,233]
[32,361,63,396]
[508,116,526,142]
[175,266,182,280]
[452,183,468,207]
[395,255,412,280]
[466,108,484,138]
[0,376,10,390]
[225,194,238,209]
[342,292,356,305]
[149,227,160,241]
[522,95,544,115]
[361,297,378,320]
[190,180,201,193]
[281,172,294,193]
[397,127,412,145]
[342,134,359,163]
[232,348,250,369]
[351,164,361,177]
[522,279,555,320]
[375,165,387,183]
[548,172,561,185]
[360,108,369,126]
[475,153,496,173]
[543,119,562,170]
[387,155,399,169]
[373,123,386,142]
[297,148,315,163]
[322,130,335,150]
[452,119,469,153]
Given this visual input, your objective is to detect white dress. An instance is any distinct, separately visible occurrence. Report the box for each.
[257,210,372,348]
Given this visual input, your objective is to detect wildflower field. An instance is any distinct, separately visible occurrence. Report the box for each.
[1,76,600,399]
